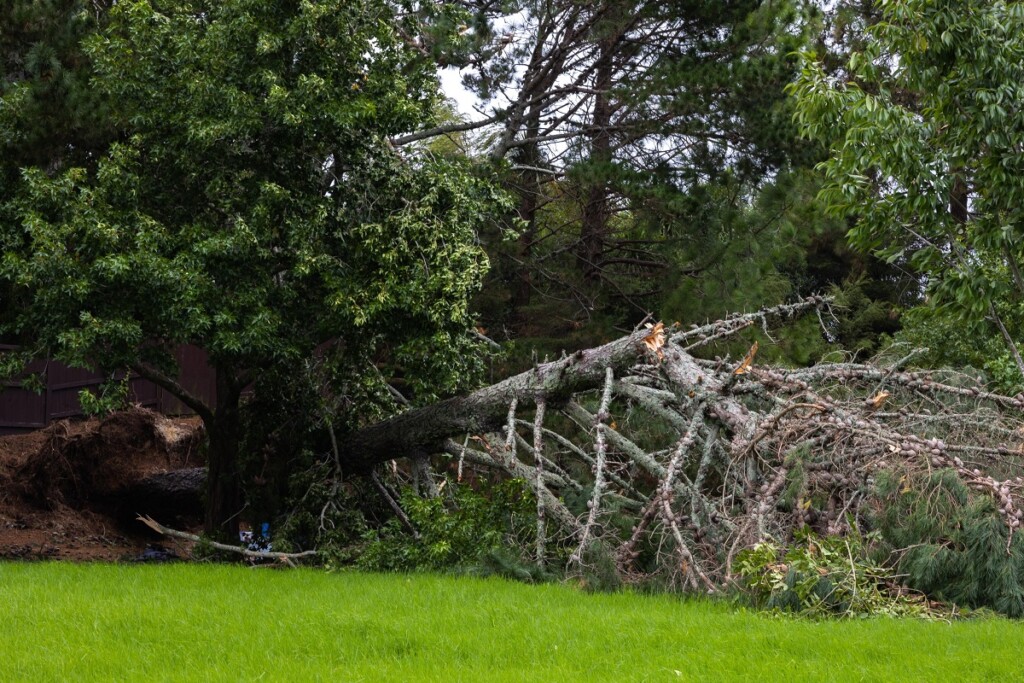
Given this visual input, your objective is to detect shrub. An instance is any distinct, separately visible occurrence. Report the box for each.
[357,478,538,573]
[736,527,932,618]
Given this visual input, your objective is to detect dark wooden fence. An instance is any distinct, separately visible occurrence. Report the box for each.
[0,345,217,435]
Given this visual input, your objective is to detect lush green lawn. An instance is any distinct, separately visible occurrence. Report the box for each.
[0,563,1020,682]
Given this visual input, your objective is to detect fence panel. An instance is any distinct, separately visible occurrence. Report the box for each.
[0,345,217,435]
[157,345,218,415]
[0,347,48,433]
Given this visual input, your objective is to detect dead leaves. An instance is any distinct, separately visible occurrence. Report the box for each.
[867,391,891,410]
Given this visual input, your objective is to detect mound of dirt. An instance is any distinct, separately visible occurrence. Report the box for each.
[0,409,205,561]
[17,408,204,509]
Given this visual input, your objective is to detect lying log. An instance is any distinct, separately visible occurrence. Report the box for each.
[338,298,823,473]
[338,325,657,473]
[332,295,1024,594]
[117,468,206,522]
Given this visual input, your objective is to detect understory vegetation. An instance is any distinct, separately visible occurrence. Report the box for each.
[1,563,1021,681]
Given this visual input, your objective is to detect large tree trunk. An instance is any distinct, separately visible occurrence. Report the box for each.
[205,367,243,540]
[510,108,543,333]
[120,468,205,523]
[205,421,241,540]
[577,7,618,280]
[339,299,822,473]
[340,325,655,472]
[120,330,664,524]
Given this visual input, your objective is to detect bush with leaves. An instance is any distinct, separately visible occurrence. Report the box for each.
[357,478,538,574]
[894,307,1023,395]
[736,528,932,618]
[269,459,371,564]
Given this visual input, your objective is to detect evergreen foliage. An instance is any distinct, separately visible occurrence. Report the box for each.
[873,468,1024,618]
[462,0,833,342]
[0,1,113,176]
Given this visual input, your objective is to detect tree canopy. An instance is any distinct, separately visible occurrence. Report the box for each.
[791,0,1024,387]
[0,0,504,536]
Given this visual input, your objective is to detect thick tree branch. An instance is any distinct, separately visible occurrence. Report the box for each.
[339,326,656,472]
[130,362,215,423]
[137,515,317,566]
[391,115,501,146]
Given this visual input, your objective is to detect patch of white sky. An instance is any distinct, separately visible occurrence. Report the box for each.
[436,7,531,120]
[438,67,483,117]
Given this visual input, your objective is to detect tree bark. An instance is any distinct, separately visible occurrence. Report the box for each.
[118,468,206,522]
[338,299,828,473]
[339,326,656,472]
[205,366,244,540]
[510,111,543,329]
[577,6,619,280]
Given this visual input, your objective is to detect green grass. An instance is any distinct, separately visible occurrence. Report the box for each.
[0,563,1021,682]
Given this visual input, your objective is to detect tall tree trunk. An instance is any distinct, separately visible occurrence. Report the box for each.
[511,106,544,333]
[204,366,243,540]
[577,10,617,281]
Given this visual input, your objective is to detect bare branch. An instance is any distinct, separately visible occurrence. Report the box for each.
[570,367,615,566]
[137,515,317,567]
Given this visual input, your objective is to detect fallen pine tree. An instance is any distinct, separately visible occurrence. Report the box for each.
[322,296,1024,614]
[20,296,1021,613]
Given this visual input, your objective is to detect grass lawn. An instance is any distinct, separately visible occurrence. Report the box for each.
[0,562,1020,681]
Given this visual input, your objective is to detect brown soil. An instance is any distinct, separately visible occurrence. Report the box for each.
[0,408,205,561]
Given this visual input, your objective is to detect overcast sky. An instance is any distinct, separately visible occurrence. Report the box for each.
[439,67,484,118]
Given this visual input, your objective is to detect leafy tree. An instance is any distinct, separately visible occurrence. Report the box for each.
[0,0,503,538]
[790,0,1024,386]
[0,1,115,334]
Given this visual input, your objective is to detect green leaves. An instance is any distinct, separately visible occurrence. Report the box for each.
[357,478,537,573]
[1,0,502,401]
[791,0,1024,381]
[736,527,935,618]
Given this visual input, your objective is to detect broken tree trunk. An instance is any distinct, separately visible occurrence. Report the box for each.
[339,298,821,473]
[339,325,659,472]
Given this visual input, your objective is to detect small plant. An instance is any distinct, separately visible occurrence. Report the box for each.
[78,375,130,417]
[736,527,934,618]
[358,478,538,573]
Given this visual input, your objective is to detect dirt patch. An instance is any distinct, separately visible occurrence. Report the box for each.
[0,409,205,561]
